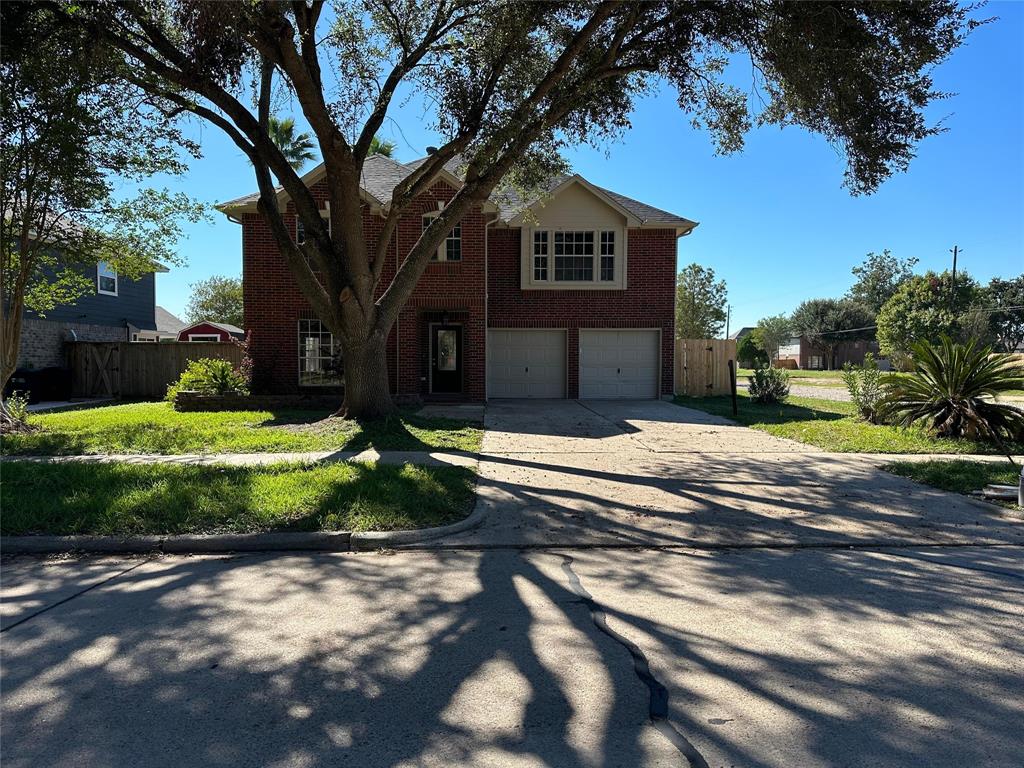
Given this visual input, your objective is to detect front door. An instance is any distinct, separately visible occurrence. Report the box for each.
[430,324,463,394]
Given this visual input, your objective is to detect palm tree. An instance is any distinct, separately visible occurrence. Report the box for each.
[881,336,1024,446]
[268,116,317,171]
[368,135,396,157]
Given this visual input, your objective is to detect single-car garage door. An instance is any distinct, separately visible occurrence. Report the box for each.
[488,329,566,398]
[579,330,660,399]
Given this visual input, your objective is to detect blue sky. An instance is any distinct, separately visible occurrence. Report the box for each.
[151,2,1022,331]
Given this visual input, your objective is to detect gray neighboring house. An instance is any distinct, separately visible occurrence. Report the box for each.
[18,260,167,370]
[133,305,187,342]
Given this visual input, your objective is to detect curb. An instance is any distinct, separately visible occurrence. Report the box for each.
[349,499,490,551]
[1,531,353,555]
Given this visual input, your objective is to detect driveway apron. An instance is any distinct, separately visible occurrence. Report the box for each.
[445,400,1023,549]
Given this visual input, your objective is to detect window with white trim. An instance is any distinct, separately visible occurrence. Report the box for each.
[298,317,343,386]
[422,213,461,261]
[97,262,117,295]
[533,231,548,281]
[553,231,594,281]
[523,226,625,289]
[599,231,615,281]
[188,334,221,342]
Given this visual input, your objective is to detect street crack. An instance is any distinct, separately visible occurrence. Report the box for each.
[559,554,709,767]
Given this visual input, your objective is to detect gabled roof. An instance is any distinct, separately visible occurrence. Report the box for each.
[217,153,696,234]
[181,320,244,337]
[155,305,186,335]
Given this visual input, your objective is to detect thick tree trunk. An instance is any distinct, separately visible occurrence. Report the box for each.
[334,334,396,420]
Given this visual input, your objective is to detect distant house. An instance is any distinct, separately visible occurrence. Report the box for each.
[133,305,187,342]
[729,326,755,342]
[176,321,245,342]
[778,335,880,370]
[18,260,167,371]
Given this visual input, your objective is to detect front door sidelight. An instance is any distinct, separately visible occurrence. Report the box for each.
[430,324,463,394]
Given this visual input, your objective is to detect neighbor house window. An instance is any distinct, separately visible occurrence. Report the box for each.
[298,317,342,386]
[599,231,615,281]
[808,355,823,370]
[533,231,548,281]
[188,334,221,342]
[553,231,594,281]
[97,262,117,295]
[422,214,461,262]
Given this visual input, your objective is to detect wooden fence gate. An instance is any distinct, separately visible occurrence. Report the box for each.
[69,342,244,399]
[674,338,737,397]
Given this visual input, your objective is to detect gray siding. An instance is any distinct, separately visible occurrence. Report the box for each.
[25,268,157,331]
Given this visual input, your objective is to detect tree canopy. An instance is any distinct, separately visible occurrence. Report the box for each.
[984,276,1024,353]
[876,271,982,356]
[753,314,791,362]
[186,275,244,328]
[675,263,727,339]
[64,0,980,416]
[848,250,919,315]
[0,3,203,398]
[790,297,875,369]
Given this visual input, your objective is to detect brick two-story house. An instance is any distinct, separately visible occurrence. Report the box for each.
[217,155,696,402]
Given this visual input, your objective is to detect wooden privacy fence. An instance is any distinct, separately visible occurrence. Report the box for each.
[675,338,736,397]
[68,342,244,399]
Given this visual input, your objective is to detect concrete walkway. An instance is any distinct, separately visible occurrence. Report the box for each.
[1,449,477,468]
[441,400,1023,549]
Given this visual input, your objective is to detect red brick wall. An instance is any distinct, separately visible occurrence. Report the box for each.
[242,180,486,398]
[242,183,678,400]
[486,227,677,397]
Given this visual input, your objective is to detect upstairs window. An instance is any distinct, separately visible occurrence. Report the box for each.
[600,231,615,281]
[422,213,461,262]
[553,231,593,281]
[533,231,548,281]
[97,262,118,296]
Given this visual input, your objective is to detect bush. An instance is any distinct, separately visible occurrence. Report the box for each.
[841,353,888,423]
[166,358,249,403]
[747,366,790,404]
[881,336,1024,442]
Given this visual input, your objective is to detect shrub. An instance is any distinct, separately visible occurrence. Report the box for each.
[880,336,1024,443]
[841,353,888,423]
[747,365,790,404]
[166,358,249,403]
[0,392,34,434]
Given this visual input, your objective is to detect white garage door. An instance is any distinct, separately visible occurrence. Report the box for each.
[488,330,566,398]
[579,330,660,399]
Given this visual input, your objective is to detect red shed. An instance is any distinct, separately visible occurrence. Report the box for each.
[176,321,245,343]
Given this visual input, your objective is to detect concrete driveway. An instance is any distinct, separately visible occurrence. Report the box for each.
[451,399,1023,548]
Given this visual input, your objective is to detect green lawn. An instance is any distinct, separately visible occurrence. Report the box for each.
[0,461,477,535]
[738,367,844,381]
[1,402,482,455]
[674,391,1024,454]
[884,460,1020,502]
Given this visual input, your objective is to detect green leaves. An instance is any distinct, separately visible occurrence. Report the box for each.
[881,336,1024,442]
[675,263,728,339]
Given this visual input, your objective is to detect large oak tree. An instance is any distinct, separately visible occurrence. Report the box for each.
[71,0,978,417]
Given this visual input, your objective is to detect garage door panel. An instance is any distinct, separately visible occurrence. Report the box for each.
[579,330,659,399]
[488,330,566,399]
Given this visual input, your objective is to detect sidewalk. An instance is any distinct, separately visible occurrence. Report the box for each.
[0,449,478,468]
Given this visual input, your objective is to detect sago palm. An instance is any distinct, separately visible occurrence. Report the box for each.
[268,116,317,171]
[881,335,1024,443]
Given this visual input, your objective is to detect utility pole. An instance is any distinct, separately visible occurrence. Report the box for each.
[725,304,732,339]
[949,245,959,311]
